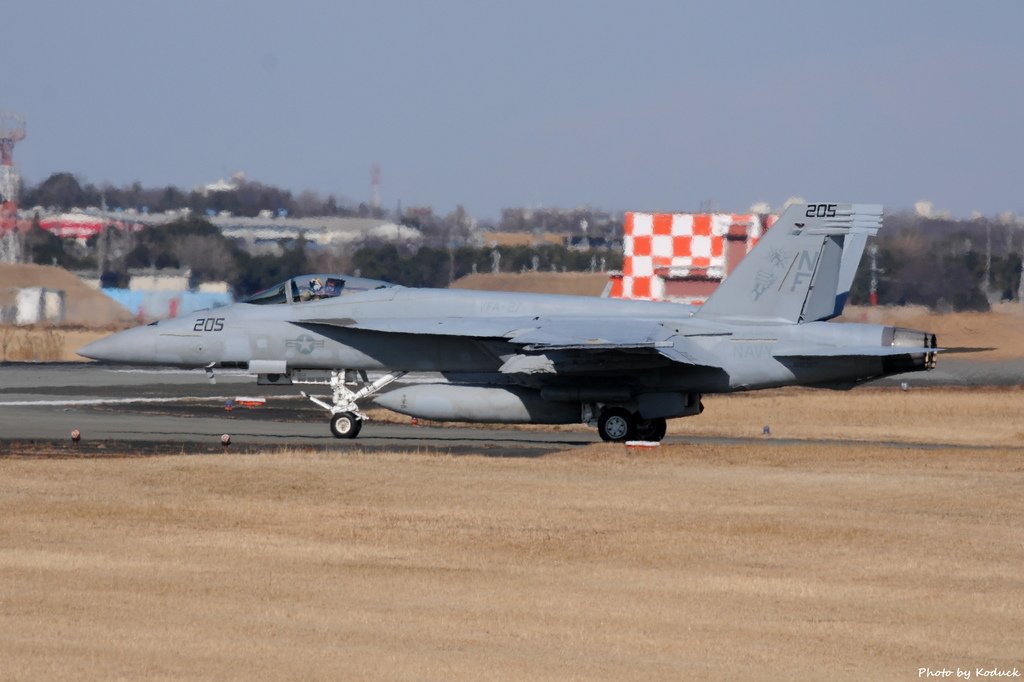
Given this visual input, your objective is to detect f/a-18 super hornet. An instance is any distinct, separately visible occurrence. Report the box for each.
[79,203,939,442]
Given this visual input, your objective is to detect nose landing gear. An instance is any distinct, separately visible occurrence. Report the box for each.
[330,411,362,439]
[300,370,407,439]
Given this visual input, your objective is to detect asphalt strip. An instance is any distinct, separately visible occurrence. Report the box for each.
[0,396,235,407]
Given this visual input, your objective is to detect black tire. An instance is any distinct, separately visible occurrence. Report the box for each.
[598,408,635,443]
[634,417,667,442]
[330,412,362,439]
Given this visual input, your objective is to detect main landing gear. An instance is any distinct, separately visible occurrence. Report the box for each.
[300,370,406,439]
[596,407,667,443]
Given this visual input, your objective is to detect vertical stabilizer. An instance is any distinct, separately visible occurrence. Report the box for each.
[696,203,882,324]
[832,230,868,317]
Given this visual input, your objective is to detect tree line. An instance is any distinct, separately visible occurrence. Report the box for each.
[20,172,371,219]
[18,172,621,244]
[14,172,1024,310]
[23,211,1019,311]
[19,214,618,295]
[848,214,1022,311]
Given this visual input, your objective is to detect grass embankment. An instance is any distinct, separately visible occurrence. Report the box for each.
[0,326,112,362]
[676,386,1024,446]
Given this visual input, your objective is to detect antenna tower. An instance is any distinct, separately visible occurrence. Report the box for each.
[0,111,26,235]
[370,163,381,212]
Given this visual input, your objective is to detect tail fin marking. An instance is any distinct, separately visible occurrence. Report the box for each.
[696,203,881,324]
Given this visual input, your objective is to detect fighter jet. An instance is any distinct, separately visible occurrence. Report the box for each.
[79,203,938,442]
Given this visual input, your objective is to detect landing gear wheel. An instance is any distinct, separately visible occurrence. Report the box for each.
[634,417,667,442]
[330,412,362,439]
[598,408,635,443]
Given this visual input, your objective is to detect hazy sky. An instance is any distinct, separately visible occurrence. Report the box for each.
[7,1,1023,218]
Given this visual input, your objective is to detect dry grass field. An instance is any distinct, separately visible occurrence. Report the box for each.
[679,386,1024,446]
[841,303,1024,361]
[451,271,611,296]
[1,441,1022,681]
[0,326,114,362]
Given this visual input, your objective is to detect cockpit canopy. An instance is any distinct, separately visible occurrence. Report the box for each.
[242,274,395,305]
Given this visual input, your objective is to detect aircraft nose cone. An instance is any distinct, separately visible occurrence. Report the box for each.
[78,335,119,362]
[78,327,156,363]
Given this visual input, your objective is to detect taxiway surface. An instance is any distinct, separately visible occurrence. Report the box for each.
[0,363,594,455]
[1,361,1019,456]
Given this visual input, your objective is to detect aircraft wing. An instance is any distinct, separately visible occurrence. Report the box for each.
[507,320,725,368]
[506,318,673,346]
[304,316,540,338]
[303,316,726,369]
[307,315,676,345]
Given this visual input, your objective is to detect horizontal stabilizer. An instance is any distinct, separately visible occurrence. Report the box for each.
[937,346,995,354]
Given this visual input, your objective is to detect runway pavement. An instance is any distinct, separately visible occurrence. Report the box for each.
[0,363,595,456]
[0,359,1020,456]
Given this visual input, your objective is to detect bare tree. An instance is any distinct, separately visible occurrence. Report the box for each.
[172,234,238,284]
[295,190,324,217]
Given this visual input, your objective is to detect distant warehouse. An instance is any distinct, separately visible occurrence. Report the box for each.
[18,207,422,251]
[212,214,422,251]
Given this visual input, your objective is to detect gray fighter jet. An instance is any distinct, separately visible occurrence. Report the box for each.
[79,203,939,442]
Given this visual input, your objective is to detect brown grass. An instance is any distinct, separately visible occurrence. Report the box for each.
[678,386,1024,447]
[840,303,1024,361]
[0,442,1021,681]
[0,326,112,362]
[0,326,65,361]
[479,231,569,247]
[451,271,610,296]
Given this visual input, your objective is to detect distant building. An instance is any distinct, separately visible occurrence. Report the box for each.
[74,267,234,321]
[18,207,423,251]
[199,171,246,195]
[0,287,65,325]
[128,269,192,292]
[38,211,140,239]
[499,207,620,238]
[213,215,421,249]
